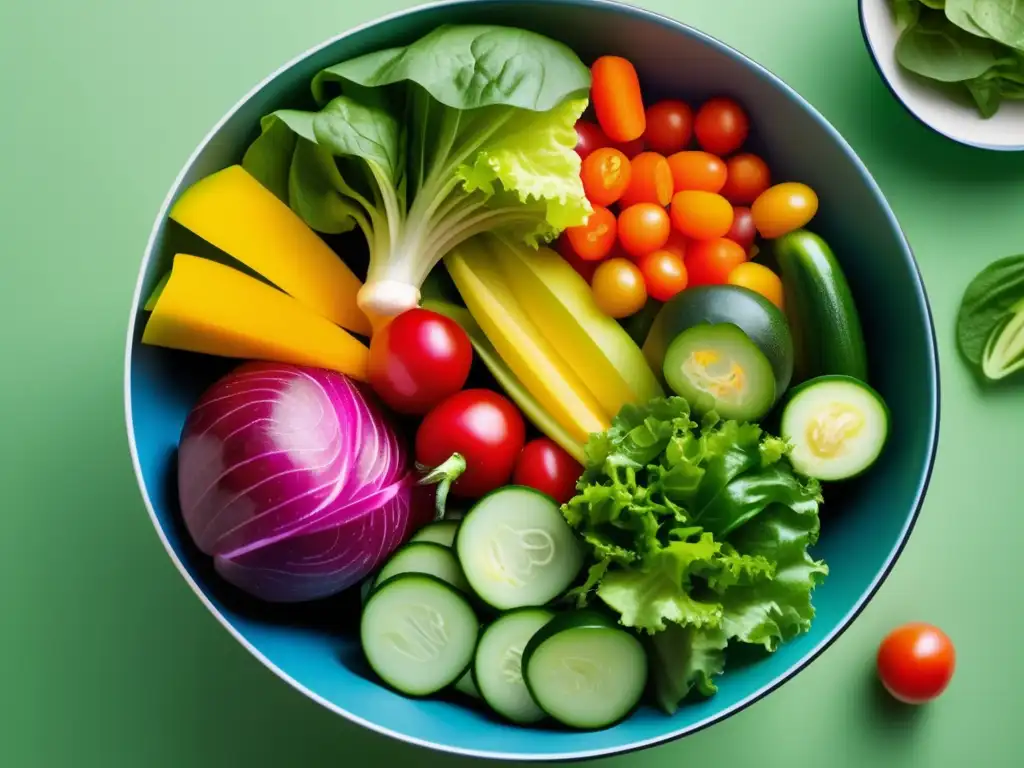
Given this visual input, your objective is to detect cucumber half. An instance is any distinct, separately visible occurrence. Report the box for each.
[456,486,584,611]
[410,520,460,548]
[474,608,555,724]
[360,574,479,696]
[781,375,890,481]
[663,323,776,421]
[373,541,469,594]
[522,610,648,730]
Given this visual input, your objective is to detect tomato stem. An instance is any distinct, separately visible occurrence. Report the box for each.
[416,452,467,520]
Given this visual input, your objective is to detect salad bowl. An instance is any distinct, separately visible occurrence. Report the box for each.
[125,0,939,760]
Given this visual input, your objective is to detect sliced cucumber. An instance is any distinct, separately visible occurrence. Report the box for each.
[455,486,584,610]
[522,610,647,730]
[373,542,469,594]
[360,574,479,696]
[359,577,375,605]
[663,323,776,421]
[454,669,481,699]
[781,375,890,481]
[474,609,555,724]
[410,520,460,548]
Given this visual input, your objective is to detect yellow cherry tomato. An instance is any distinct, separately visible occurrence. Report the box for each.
[750,182,818,239]
[592,257,648,318]
[727,261,784,309]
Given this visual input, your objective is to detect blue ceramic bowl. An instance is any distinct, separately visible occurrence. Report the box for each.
[125,0,939,760]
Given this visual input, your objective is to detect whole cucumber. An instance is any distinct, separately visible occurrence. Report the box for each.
[774,229,868,383]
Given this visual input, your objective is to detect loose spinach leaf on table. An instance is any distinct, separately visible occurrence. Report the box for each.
[957,254,1024,381]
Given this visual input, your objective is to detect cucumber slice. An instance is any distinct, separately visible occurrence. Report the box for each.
[522,611,647,730]
[781,374,890,481]
[663,323,776,421]
[410,520,460,548]
[474,609,555,724]
[455,486,584,610]
[374,542,469,594]
[360,574,479,696]
[454,669,481,699]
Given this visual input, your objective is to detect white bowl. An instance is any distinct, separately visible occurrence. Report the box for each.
[860,0,1024,151]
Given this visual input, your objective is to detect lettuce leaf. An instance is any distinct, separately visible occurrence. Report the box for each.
[649,623,728,714]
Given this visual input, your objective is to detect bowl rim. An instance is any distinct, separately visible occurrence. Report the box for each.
[123,0,941,760]
[857,0,1024,152]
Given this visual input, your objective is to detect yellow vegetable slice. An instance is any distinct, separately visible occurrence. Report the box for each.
[143,254,369,380]
[493,235,664,417]
[169,165,371,337]
[445,241,609,445]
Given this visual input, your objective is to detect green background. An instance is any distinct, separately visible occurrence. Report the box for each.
[3,0,1023,765]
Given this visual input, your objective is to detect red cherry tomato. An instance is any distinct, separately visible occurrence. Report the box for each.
[368,308,472,415]
[512,438,583,504]
[725,206,756,252]
[661,229,689,261]
[591,56,646,143]
[685,238,748,286]
[644,100,694,155]
[694,97,750,156]
[619,152,674,208]
[618,203,671,259]
[415,390,526,499]
[581,147,632,206]
[556,233,597,282]
[877,623,956,704]
[574,119,610,161]
[639,250,688,301]
[566,205,618,261]
[721,153,771,204]
[615,137,647,159]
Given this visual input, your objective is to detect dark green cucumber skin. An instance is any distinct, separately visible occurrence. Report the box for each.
[642,285,793,400]
[773,230,868,384]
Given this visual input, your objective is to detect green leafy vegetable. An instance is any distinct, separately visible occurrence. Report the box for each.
[561,396,827,711]
[957,254,1024,380]
[241,24,593,331]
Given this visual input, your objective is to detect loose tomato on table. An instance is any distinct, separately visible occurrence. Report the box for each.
[581,147,632,206]
[591,56,646,143]
[694,97,749,156]
[877,623,956,704]
[574,119,610,161]
[670,190,734,240]
[666,151,727,194]
[727,261,783,308]
[643,99,694,155]
[512,438,583,505]
[639,250,688,301]
[721,153,771,204]
[618,202,671,258]
[685,237,748,286]
[566,204,618,261]
[724,205,756,251]
[415,389,526,499]
[751,182,819,239]
[619,152,673,208]
[368,308,473,415]
[591,257,648,318]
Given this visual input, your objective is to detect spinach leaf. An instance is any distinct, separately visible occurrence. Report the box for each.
[956,254,1024,380]
[945,0,995,37]
[896,8,1005,81]
[966,73,1005,114]
[894,0,922,28]
[968,0,1024,49]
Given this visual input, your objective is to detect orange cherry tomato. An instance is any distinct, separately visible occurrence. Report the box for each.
[694,97,750,156]
[620,152,674,208]
[581,148,632,207]
[685,238,747,286]
[722,153,771,204]
[618,203,671,259]
[877,623,956,705]
[615,137,646,159]
[644,100,694,155]
[639,250,688,301]
[725,206,756,252]
[661,229,689,261]
[556,233,597,282]
[727,261,783,308]
[591,56,646,143]
[751,182,819,239]
[670,191,734,240]
[566,205,618,261]
[666,151,728,194]
[591,257,648,318]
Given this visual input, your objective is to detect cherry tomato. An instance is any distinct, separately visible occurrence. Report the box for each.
[727,261,783,308]
[556,233,597,282]
[751,182,819,239]
[581,147,632,206]
[670,190,734,240]
[591,257,648,318]
[567,205,618,261]
[661,229,689,261]
[639,250,688,301]
[666,151,728,193]
[620,152,674,208]
[512,438,583,504]
[877,623,956,704]
[574,119,610,161]
[415,389,526,499]
[685,238,748,286]
[368,308,472,415]
[591,56,646,143]
[725,205,756,251]
[618,203,671,258]
[615,137,646,159]
[721,153,771,204]
[644,100,694,155]
[694,97,750,156]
